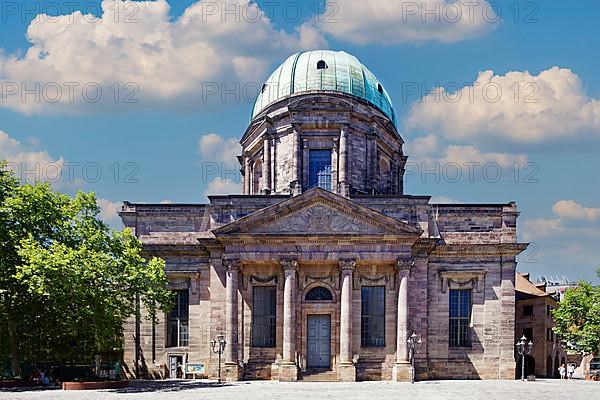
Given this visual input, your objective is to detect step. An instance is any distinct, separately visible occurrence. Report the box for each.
[301,369,338,382]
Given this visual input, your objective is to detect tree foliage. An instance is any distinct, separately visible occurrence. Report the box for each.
[0,163,172,373]
[552,269,600,355]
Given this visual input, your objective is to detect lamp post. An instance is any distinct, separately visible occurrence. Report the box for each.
[407,332,422,384]
[210,332,227,383]
[515,335,533,382]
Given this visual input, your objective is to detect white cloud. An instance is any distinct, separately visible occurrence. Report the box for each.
[96,198,123,229]
[198,133,242,198]
[0,0,326,115]
[198,132,240,167]
[553,200,600,221]
[0,130,65,184]
[405,133,527,174]
[405,67,600,144]
[519,205,600,282]
[407,134,443,158]
[203,178,241,197]
[442,145,526,167]
[521,218,563,241]
[430,196,461,204]
[317,0,496,45]
[521,217,600,242]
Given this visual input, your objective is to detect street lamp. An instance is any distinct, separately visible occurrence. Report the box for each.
[407,332,422,384]
[515,335,533,382]
[210,332,227,383]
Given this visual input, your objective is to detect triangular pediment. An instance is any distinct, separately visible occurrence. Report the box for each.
[213,188,422,237]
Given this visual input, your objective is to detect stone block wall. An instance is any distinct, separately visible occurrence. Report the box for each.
[241,93,406,197]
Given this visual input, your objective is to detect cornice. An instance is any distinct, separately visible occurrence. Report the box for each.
[430,243,529,259]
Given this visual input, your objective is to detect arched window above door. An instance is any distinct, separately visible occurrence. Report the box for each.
[305,286,333,301]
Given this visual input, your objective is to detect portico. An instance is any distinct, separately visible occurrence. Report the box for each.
[212,188,422,382]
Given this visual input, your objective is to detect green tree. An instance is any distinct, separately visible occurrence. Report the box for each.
[0,163,172,376]
[552,269,600,355]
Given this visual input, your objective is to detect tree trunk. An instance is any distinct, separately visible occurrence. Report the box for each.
[7,316,20,377]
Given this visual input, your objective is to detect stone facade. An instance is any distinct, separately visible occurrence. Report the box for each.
[120,187,525,381]
[119,53,528,382]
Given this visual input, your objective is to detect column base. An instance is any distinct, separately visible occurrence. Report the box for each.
[278,362,299,382]
[271,362,281,381]
[392,362,412,382]
[337,362,356,382]
[223,362,243,381]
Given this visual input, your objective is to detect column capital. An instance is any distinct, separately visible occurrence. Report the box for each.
[339,258,356,271]
[395,258,414,273]
[222,257,241,271]
[280,258,298,271]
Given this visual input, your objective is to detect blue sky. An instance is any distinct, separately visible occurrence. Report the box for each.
[0,0,598,283]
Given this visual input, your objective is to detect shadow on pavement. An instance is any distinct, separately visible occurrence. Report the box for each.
[109,380,253,393]
[0,386,61,393]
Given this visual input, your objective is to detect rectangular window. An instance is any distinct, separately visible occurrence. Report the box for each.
[252,286,276,348]
[308,149,332,191]
[449,289,471,347]
[523,305,534,316]
[523,328,533,341]
[167,290,189,348]
[547,305,552,316]
[361,286,385,347]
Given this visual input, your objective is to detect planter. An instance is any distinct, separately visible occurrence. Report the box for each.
[62,381,129,390]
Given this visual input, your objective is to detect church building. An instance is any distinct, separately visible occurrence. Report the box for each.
[120,50,527,382]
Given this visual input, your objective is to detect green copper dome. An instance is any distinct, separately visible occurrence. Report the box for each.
[252,50,397,126]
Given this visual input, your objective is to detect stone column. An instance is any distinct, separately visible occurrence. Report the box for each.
[262,134,272,195]
[367,124,378,192]
[390,158,399,195]
[279,258,299,381]
[393,258,413,382]
[338,125,350,197]
[290,124,302,196]
[243,154,251,195]
[223,257,242,381]
[338,259,356,381]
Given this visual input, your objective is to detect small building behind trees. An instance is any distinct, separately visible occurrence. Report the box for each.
[515,273,567,378]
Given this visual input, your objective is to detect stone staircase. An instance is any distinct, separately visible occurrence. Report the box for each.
[301,369,338,382]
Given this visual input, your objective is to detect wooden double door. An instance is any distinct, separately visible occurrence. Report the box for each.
[306,314,331,369]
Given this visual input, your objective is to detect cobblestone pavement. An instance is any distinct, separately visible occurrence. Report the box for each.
[0,379,597,400]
